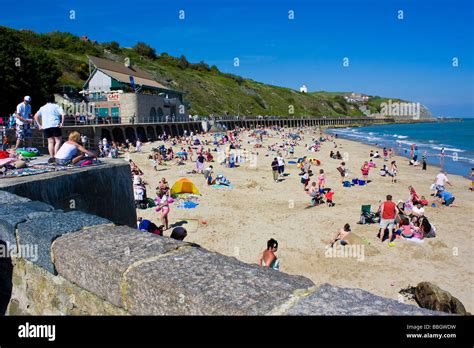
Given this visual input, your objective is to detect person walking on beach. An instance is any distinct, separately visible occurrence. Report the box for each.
[317,169,326,191]
[389,161,398,184]
[379,195,399,246]
[157,191,170,230]
[15,96,33,149]
[258,238,279,271]
[277,154,285,177]
[34,96,65,163]
[196,153,205,173]
[271,157,279,182]
[422,151,427,170]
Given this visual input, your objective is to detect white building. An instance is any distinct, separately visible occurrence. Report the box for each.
[300,84,308,93]
[83,56,187,123]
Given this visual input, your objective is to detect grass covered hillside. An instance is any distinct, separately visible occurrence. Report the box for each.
[0,26,406,117]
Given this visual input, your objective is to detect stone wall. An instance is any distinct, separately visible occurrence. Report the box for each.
[0,160,136,227]
[0,167,442,316]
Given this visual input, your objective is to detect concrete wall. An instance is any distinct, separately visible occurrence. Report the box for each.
[0,160,136,227]
[0,167,441,315]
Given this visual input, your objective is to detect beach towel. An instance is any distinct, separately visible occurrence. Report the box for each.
[211,184,235,189]
[176,201,199,209]
[402,237,425,244]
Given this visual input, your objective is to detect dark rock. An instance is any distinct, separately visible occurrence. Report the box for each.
[0,191,30,205]
[0,201,54,250]
[17,211,110,274]
[286,284,442,315]
[415,282,467,315]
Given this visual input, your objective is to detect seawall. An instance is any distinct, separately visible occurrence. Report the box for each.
[0,163,440,315]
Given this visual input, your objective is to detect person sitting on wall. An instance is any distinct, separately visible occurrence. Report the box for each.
[54,131,98,166]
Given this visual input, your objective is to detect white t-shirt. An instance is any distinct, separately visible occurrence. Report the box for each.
[37,103,63,129]
[435,173,448,186]
[16,102,32,126]
[412,206,425,216]
[277,156,285,166]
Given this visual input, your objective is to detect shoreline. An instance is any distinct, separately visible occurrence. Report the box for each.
[131,126,473,312]
[325,121,473,179]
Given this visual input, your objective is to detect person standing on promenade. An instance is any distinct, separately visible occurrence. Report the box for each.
[15,96,33,149]
[34,95,65,163]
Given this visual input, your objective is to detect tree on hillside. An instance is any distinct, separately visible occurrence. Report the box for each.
[133,42,156,59]
[178,55,190,69]
[105,41,120,53]
[0,28,61,116]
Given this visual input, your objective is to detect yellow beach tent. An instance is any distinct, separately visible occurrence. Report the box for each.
[170,178,201,196]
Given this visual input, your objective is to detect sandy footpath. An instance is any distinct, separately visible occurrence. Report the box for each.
[130,127,473,312]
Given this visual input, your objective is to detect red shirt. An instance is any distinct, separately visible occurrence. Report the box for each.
[325,192,334,200]
[382,201,396,219]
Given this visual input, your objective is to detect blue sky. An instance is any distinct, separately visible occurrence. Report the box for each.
[1,0,473,117]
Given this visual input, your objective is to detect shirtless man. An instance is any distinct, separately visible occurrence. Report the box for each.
[329,223,351,246]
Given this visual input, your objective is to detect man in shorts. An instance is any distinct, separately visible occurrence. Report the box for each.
[15,96,33,149]
[379,194,399,245]
[34,95,65,163]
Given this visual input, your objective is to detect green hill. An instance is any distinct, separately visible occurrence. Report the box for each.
[0,26,404,117]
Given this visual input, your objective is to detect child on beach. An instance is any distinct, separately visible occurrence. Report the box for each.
[329,223,351,246]
[325,190,335,207]
[301,171,310,191]
[361,161,370,181]
[317,169,326,190]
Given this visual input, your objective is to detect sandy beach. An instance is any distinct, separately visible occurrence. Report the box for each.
[131,127,474,312]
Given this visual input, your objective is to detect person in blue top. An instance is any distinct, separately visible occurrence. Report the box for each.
[436,190,455,207]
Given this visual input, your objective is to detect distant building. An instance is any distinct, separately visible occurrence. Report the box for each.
[82,56,186,123]
[344,92,369,103]
[300,84,308,93]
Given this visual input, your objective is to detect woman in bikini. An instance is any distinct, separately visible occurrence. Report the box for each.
[259,239,280,271]
[157,191,170,230]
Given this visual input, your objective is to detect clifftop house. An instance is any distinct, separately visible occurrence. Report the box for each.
[344,92,369,103]
[82,56,187,123]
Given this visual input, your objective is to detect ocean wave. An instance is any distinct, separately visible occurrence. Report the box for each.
[431,146,465,153]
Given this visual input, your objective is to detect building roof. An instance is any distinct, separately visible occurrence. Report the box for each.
[87,55,170,90]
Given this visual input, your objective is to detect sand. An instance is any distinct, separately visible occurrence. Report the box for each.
[131,128,474,312]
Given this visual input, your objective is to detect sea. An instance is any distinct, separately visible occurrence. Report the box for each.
[326,118,474,178]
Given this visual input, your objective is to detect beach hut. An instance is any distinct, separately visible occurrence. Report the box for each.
[170,178,201,196]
